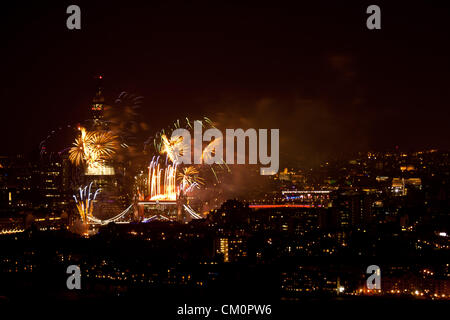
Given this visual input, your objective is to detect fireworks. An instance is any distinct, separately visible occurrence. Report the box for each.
[150,117,214,156]
[68,142,86,166]
[160,134,185,164]
[73,182,101,223]
[149,117,230,185]
[137,161,204,202]
[90,131,119,158]
[177,166,204,194]
[69,127,95,166]
[143,157,178,201]
[69,127,119,168]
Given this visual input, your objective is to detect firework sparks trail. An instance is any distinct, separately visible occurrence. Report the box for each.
[142,157,178,201]
[151,117,215,158]
[91,131,119,158]
[177,166,204,194]
[73,182,101,223]
[183,204,203,219]
[160,134,185,164]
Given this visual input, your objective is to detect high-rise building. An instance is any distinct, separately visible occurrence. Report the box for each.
[91,75,105,123]
[82,76,126,220]
[0,155,34,211]
[37,159,63,209]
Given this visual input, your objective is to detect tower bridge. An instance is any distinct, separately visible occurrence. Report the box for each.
[86,201,203,226]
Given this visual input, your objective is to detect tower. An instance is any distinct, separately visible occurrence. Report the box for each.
[91,75,105,122]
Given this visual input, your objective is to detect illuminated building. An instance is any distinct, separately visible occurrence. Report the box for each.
[82,77,116,180]
[85,163,115,176]
[329,191,376,230]
[91,75,105,122]
[0,155,34,210]
[278,168,291,182]
[217,237,229,262]
[391,177,422,196]
[281,266,343,296]
[391,178,406,195]
[77,77,124,220]
[38,160,63,209]
[213,233,248,263]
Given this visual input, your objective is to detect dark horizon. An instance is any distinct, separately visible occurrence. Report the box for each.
[1,1,449,166]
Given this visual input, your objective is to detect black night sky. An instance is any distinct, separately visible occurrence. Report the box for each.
[1,1,449,166]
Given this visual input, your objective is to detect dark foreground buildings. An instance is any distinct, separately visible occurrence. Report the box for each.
[0,149,449,316]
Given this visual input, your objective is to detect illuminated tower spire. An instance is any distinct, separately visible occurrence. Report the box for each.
[91,75,105,121]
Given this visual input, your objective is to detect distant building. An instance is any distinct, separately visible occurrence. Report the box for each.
[0,155,34,211]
